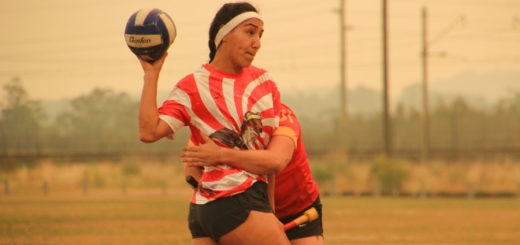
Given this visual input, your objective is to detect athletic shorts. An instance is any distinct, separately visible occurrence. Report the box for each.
[187,181,272,241]
[279,196,323,240]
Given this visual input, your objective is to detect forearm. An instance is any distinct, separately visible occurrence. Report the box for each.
[139,71,172,142]
[218,136,294,174]
[137,53,173,143]
[182,135,294,175]
[219,148,284,174]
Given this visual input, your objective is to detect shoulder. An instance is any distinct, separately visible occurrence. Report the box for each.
[174,65,210,90]
[176,71,199,88]
[281,104,293,114]
[166,69,203,101]
[280,104,300,128]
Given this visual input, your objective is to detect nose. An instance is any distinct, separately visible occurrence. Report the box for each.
[252,34,261,50]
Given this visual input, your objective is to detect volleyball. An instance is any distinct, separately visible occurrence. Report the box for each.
[124,8,176,63]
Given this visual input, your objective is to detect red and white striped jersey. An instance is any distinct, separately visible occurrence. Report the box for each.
[158,64,281,204]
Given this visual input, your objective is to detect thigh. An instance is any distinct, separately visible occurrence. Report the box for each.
[219,210,290,245]
[192,237,217,245]
[290,236,323,245]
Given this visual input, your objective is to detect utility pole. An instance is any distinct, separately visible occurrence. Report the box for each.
[337,0,348,149]
[421,8,464,161]
[339,0,347,120]
[421,7,430,161]
[382,0,391,157]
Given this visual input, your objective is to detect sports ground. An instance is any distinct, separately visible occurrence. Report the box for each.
[1,189,519,245]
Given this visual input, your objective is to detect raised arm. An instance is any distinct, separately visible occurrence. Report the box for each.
[138,53,174,142]
[181,133,295,175]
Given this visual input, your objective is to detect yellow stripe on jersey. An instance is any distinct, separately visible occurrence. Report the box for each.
[273,126,297,147]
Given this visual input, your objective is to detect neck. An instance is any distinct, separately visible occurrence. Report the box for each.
[209,49,243,74]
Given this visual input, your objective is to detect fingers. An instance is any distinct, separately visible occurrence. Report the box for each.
[191,162,206,167]
[201,133,211,143]
[137,56,152,69]
[181,156,208,167]
[185,161,205,167]
[182,156,199,163]
[182,146,197,152]
[153,52,168,67]
[160,51,169,61]
[180,152,201,162]
[180,149,202,163]
[137,51,168,72]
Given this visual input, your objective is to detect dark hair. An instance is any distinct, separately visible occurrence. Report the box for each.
[208,2,258,62]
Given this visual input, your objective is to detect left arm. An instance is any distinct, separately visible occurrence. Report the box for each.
[181,133,295,175]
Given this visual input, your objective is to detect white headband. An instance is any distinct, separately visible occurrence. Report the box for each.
[214,11,262,48]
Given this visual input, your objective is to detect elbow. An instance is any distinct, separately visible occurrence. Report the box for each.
[139,131,157,143]
[270,157,290,174]
[139,135,154,143]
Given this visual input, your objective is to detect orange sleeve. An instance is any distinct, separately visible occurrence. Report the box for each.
[273,126,298,147]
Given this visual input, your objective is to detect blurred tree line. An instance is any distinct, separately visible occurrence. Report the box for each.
[301,91,520,159]
[1,77,520,160]
[0,78,189,159]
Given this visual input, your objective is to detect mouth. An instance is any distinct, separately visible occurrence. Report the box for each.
[245,52,256,58]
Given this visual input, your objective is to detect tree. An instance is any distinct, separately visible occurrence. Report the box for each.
[55,88,139,153]
[0,77,45,154]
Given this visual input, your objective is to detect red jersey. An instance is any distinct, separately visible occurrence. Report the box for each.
[273,104,319,219]
[159,64,281,204]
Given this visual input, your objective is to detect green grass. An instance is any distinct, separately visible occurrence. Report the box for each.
[1,190,520,245]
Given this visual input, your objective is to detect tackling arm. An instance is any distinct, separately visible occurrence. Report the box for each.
[182,133,295,175]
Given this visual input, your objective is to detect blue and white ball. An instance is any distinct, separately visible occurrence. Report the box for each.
[124,8,176,63]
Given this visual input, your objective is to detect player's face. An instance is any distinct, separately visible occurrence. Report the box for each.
[226,18,264,69]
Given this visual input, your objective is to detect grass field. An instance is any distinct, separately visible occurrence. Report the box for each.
[1,189,519,245]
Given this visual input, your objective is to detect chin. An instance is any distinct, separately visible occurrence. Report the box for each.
[243,58,254,67]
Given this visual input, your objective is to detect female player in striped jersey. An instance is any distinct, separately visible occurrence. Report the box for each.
[183,104,323,245]
[137,2,290,245]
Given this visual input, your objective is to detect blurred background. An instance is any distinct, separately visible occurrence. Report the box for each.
[1,0,520,244]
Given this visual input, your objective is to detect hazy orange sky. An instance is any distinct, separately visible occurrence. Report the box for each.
[1,0,519,101]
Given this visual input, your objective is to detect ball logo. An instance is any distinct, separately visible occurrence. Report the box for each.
[125,34,162,48]
[129,36,151,44]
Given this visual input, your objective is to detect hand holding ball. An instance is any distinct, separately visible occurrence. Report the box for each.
[124,8,176,63]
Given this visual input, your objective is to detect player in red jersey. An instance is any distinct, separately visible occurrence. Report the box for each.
[137,2,289,245]
[183,104,323,245]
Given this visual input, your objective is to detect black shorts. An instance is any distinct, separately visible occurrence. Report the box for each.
[187,181,273,241]
[279,196,323,240]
